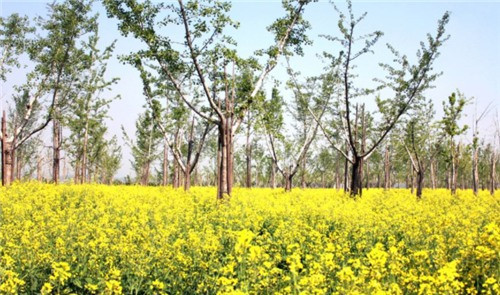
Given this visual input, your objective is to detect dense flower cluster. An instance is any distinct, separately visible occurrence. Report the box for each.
[0,183,498,294]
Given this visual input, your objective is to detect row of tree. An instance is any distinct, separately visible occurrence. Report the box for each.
[1,0,498,199]
[1,0,121,186]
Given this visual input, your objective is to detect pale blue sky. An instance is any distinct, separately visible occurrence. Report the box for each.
[1,0,499,178]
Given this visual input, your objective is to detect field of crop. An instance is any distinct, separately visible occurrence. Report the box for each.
[0,183,498,294]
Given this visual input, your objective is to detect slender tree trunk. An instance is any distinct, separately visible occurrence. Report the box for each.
[284,170,293,192]
[184,119,195,191]
[377,172,381,188]
[410,161,414,194]
[81,121,89,184]
[384,145,390,190]
[472,145,479,195]
[416,170,424,198]
[335,159,340,189]
[451,142,457,194]
[173,159,179,188]
[52,118,61,184]
[1,111,12,186]
[245,116,252,188]
[343,141,349,192]
[270,158,276,189]
[217,123,228,199]
[350,157,363,196]
[163,139,169,186]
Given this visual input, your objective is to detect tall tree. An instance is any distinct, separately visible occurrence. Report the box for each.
[124,109,162,185]
[33,0,97,183]
[441,91,468,195]
[65,30,118,183]
[402,97,439,198]
[311,1,450,195]
[103,0,314,199]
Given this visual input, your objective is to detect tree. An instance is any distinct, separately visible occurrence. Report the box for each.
[441,91,468,194]
[65,29,119,183]
[402,97,439,198]
[471,99,492,195]
[266,76,328,191]
[103,0,314,199]
[30,0,97,184]
[124,109,162,185]
[311,1,450,196]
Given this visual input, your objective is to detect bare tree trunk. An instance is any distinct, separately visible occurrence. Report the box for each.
[451,142,457,194]
[52,119,61,184]
[472,145,479,195]
[81,122,89,184]
[410,161,414,194]
[350,157,363,196]
[1,112,12,186]
[377,172,381,188]
[384,144,390,190]
[284,170,293,192]
[335,158,340,189]
[245,115,252,188]
[173,159,179,188]
[217,123,228,199]
[184,118,195,191]
[416,170,424,198]
[344,141,349,192]
[163,139,169,186]
[270,158,276,189]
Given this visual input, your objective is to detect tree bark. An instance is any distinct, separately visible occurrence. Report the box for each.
[450,141,457,194]
[350,157,363,196]
[1,112,12,186]
[384,144,391,190]
[163,139,169,186]
[270,158,276,189]
[284,171,293,192]
[416,170,424,198]
[472,144,479,195]
[52,119,61,184]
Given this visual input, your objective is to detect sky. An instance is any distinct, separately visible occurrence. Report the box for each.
[1,0,499,179]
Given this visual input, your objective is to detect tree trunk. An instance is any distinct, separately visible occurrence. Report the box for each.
[410,161,414,194]
[384,145,390,190]
[81,120,89,184]
[163,139,169,186]
[270,158,276,189]
[430,160,436,189]
[451,142,457,194]
[52,119,61,184]
[1,112,12,186]
[245,118,252,188]
[217,123,228,199]
[335,158,340,189]
[343,141,349,192]
[472,145,479,195]
[350,157,363,196]
[284,172,293,192]
[416,170,424,198]
[173,159,179,188]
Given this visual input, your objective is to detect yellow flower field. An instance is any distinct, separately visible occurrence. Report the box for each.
[0,183,498,294]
